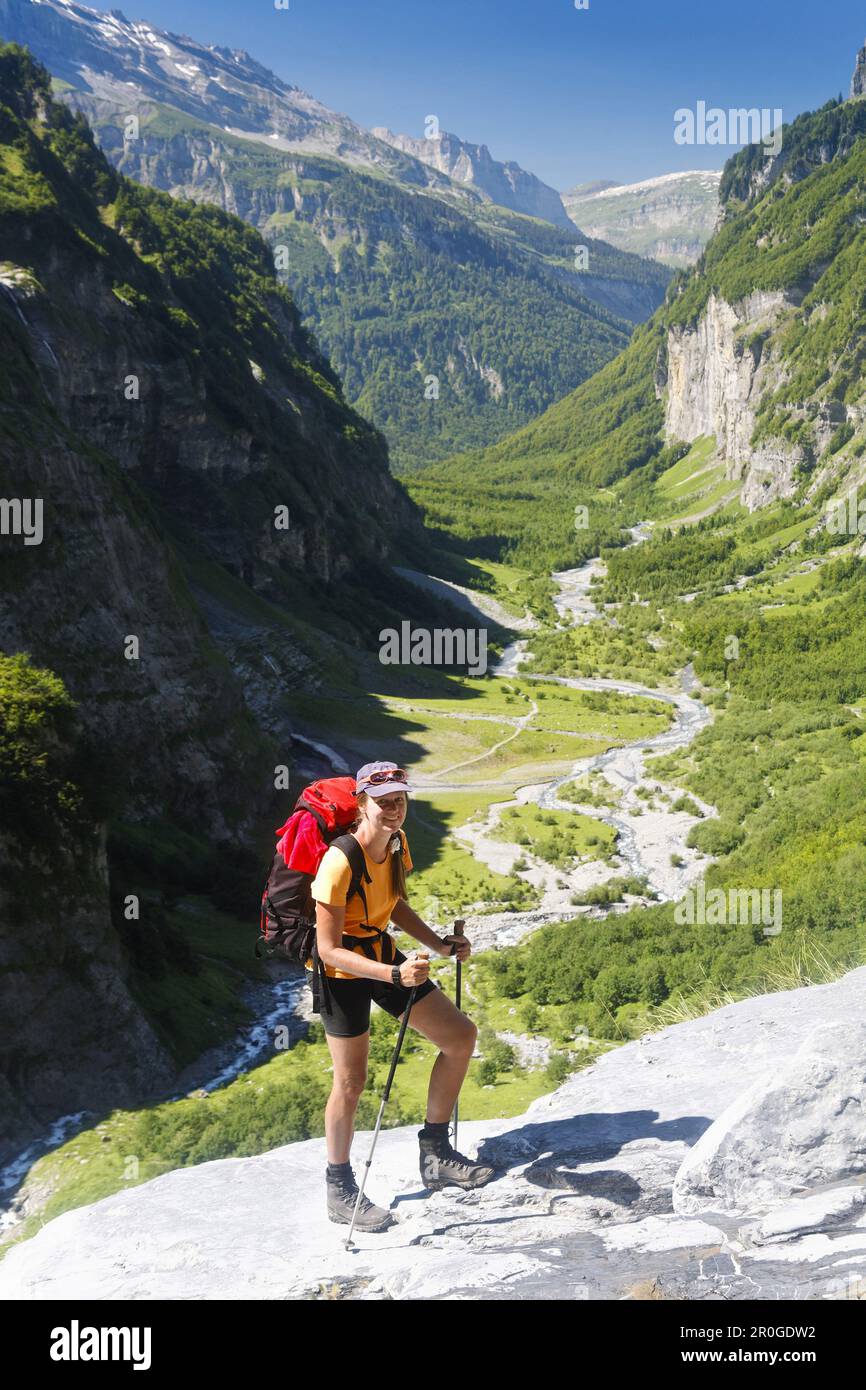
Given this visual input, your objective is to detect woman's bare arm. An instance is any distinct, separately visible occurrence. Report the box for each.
[390,898,449,955]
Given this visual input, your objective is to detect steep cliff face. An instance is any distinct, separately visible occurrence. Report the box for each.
[2,248,410,589]
[1,284,270,832]
[660,290,803,508]
[371,126,573,230]
[0,819,176,1161]
[0,641,185,1162]
[653,71,866,516]
[0,47,423,1158]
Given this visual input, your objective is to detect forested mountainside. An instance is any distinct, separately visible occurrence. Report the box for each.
[0,0,671,470]
[0,44,445,1158]
[719,90,866,204]
[410,78,866,570]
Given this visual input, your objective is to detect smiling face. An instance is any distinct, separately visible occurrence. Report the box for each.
[358,789,407,834]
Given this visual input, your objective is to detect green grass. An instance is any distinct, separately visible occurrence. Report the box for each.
[654,434,719,497]
[430,729,620,783]
[285,677,672,787]
[381,676,671,734]
[406,789,540,917]
[661,474,742,527]
[520,684,672,738]
[378,680,534,719]
[492,803,618,868]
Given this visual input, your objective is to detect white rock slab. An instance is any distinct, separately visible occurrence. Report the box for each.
[673,1020,866,1215]
[2,968,866,1300]
[743,1186,866,1245]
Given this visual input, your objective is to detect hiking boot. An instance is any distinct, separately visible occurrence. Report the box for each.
[326,1165,396,1232]
[418,1130,496,1191]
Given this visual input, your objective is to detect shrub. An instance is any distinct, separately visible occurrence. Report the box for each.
[487,949,527,996]
[520,1000,541,1031]
[686,819,746,856]
[545,1053,574,1085]
[487,1040,516,1072]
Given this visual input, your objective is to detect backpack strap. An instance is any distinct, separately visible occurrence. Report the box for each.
[311,937,335,1016]
[330,833,373,927]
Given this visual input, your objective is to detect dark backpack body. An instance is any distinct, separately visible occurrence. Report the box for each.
[257,780,396,1014]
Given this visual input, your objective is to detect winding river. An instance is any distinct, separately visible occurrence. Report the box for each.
[428,540,715,948]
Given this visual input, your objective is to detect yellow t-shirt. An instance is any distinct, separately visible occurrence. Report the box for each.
[307,830,413,979]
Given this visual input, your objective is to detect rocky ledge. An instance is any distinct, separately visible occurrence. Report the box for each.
[1,967,864,1301]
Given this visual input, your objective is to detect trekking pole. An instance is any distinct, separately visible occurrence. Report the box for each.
[344,957,426,1250]
[451,919,465,1148]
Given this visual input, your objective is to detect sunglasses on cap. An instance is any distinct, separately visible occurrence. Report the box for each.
[359,768,408,787]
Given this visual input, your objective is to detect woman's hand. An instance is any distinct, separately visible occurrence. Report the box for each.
[399,951,430,987]
[440,935,471,962]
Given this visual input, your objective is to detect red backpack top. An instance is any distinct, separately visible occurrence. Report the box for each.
[272,776,359,876]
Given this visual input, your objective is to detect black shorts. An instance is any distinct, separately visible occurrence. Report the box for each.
[311,947,440,1038]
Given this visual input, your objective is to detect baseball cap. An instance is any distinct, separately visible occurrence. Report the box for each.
[355,761,412,797]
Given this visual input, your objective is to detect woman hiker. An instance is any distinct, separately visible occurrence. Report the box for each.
[308,760,496,1231]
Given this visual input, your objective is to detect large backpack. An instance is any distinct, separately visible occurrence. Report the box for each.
[257,777,395,1015]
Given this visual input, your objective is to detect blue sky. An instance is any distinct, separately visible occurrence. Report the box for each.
[106,0,864,187]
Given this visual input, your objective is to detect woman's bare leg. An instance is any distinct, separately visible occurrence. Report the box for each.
[324,1031,370,1163]
[399,989,477,1123]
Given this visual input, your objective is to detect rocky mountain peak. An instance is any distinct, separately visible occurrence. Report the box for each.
[851,37,866,98]
[371,124,574,230]
[0,0,428,175]
[562,170,722,268]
